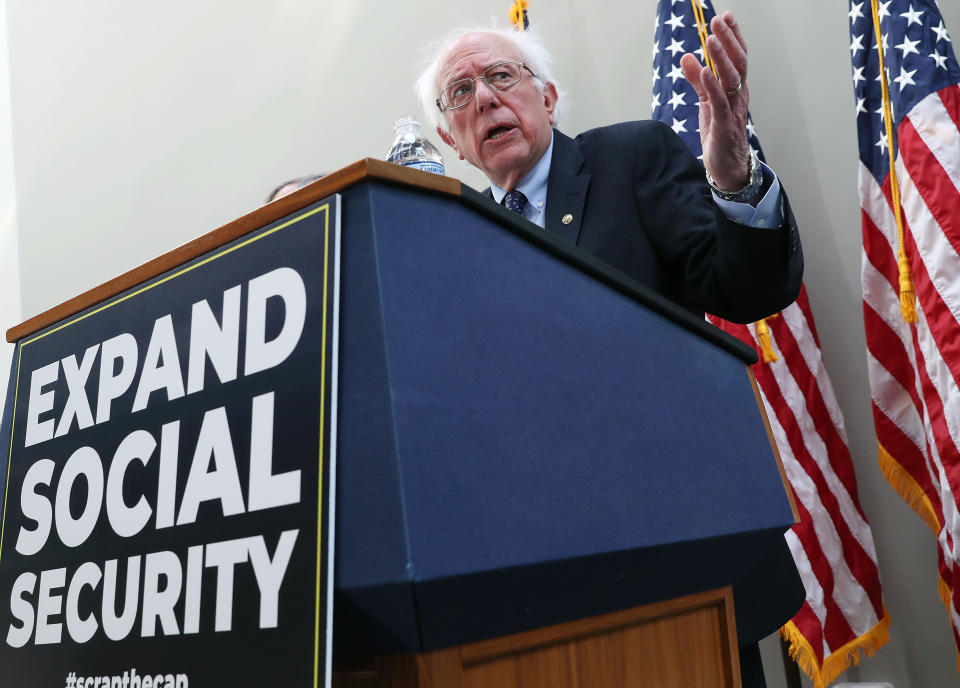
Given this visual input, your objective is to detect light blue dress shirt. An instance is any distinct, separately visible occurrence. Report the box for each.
[490,132,783,230]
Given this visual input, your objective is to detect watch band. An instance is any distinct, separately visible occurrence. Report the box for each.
[706,150,762,202]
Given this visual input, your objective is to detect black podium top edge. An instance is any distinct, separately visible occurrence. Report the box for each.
[6,159,756,365]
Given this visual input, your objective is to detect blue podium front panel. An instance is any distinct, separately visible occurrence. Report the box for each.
[334,181,799,652]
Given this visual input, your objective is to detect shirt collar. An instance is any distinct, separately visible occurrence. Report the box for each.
[490,132,554,226]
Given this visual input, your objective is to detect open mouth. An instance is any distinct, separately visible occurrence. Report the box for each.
[486,125,513,140]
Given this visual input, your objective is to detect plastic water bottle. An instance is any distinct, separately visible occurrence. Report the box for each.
[386,116,444,175]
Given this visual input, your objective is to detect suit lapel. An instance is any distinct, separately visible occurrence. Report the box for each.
[545,130,590,245]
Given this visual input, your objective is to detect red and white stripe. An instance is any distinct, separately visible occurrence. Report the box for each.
[861,84,960,655]
[709,289,887,687]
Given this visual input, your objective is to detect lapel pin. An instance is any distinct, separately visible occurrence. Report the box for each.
[561,213,573,225]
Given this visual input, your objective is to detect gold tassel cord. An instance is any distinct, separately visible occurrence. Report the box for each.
[869,0,917,323]
[690,0,717,78]
[898,250,917,322]
[509,0,528,31]
[755,316,779,363]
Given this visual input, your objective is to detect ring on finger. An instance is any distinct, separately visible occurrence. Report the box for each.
[726,81,743,97]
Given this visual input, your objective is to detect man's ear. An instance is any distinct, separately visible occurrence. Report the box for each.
[543,83,559,126]
[437,127,464,159]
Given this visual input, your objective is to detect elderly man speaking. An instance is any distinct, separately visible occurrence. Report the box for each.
[416,12,802,325]
[416,12,803,687]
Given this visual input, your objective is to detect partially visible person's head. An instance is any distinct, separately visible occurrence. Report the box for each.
[265,173,325,203]
[416,28,562,189]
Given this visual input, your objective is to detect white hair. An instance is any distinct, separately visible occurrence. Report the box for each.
[415,26,565,135]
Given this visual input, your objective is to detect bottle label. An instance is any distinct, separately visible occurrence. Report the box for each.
[403,160,444,176]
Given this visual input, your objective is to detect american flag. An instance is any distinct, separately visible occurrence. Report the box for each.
[850,0,960,667]
[653,2,889,686]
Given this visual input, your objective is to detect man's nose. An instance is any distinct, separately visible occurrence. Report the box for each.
[474,79,500,110]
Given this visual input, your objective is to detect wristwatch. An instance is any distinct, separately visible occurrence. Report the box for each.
[705,149,762,202]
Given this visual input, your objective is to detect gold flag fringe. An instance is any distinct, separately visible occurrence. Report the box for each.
[877,442,941,535]
[878,442,960,674]
[939,576,952,610]
[937,575,960,677]
[780,610,890,688]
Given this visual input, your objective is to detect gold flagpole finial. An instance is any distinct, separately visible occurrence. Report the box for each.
[509,0,529,31]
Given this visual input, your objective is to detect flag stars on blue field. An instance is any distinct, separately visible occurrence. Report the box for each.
[876,132,889,155]
[652,0,702,149]
[666,37,686,57]
[932,20,950,44]
[894,65,918,90]
[850,2,865,23]
[895,35,920,58]
[667,90,687,109]
[851,34,866,57]
[848,0,960,182]
[900,5,923,27]
[849,0,958,115]
[665,13,685,31]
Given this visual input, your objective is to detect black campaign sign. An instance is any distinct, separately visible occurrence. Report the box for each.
[0,198,340,687]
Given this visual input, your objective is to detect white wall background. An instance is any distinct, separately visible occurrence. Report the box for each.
[4,1,960,686]
[0,0,19,413]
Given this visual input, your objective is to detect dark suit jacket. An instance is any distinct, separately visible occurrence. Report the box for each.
[536,122,803,324]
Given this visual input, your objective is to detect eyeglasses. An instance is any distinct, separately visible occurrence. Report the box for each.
[436,61,537,113]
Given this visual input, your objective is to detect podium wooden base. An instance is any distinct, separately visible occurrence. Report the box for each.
[333,587,741,688]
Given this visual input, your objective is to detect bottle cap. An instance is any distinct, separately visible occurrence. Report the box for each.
[393,116,421,133]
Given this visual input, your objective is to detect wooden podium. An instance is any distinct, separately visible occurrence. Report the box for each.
[2,160,801,688]
[333,588,741,688]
